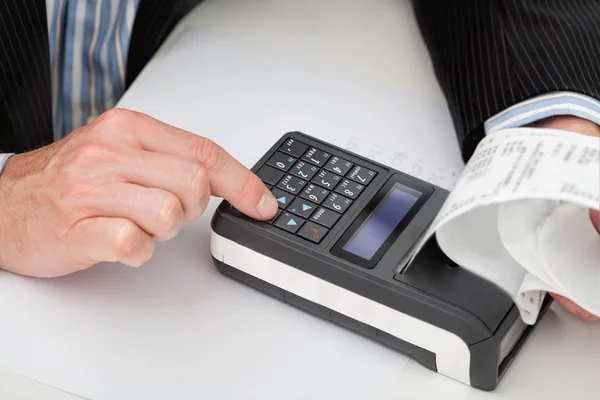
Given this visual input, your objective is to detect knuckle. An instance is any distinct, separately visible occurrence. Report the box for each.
[116,221,144,260]
[190,166,208,197]
[186,167,210,220]
[90,109,138,143]
[157,193,183,238]
[95,107,135,126]
[190,138,226,172]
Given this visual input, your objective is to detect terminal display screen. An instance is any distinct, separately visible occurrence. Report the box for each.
[343,184,421,260]
[332,175,434,269]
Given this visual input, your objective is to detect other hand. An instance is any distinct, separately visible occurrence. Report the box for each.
[530,115,600,322]
[0,109,278,277]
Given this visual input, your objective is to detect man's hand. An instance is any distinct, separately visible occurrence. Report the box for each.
[0,109,278,277]
[530,115,600,322]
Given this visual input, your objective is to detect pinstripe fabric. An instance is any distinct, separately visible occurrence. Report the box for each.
[0,0,52,153]
[412,0,600,161]
[1,0,598,158]
[0,0,203,154]
[46,0,140,139]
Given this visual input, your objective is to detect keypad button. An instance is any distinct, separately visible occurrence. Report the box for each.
[302,147,331,166]
[290,161,319,181]
[277,174,307,195]
[323,193,353,214]
[267,209,283,224]
[310,207,340,229]
[274,212,304,233]
[347,165,377,185]
[297,221,329,244]
[300,184,329,204]
[256,165,284,186]
[312,170,341,190]
[334,179,364,200]
[324,157,353,176]
[279,138,309,158]
[287,198,318,219]
[267,152,296,171]
[271,188,293,209]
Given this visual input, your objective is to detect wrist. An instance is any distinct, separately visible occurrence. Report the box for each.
[529,115,600,137]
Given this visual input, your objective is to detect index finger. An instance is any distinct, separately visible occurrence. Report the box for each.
[122,111,278,220]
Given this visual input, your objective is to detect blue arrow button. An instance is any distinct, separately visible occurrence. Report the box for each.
[277,196,287,204]
[302,204,312,211]
[287,219,297,226]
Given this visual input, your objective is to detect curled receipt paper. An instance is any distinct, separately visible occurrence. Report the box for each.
[408,127,600,324]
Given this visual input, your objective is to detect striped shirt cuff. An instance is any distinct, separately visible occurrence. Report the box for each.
[0,154,14,175]
[484,92,600,134]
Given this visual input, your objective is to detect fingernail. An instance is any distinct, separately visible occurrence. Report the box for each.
[257,193,278,219]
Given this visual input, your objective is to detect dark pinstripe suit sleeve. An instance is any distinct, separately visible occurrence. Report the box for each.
[411,0,600,161]
[0,0,53,153]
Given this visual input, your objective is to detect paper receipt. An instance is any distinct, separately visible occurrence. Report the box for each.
[408,127,600,324]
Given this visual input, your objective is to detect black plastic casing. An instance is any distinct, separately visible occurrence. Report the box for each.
[210,131,552,391]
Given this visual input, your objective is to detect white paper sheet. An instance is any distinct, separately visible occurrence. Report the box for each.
[409,128,600,324]
[0,28,463,400]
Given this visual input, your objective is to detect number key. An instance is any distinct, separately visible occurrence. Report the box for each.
[323,193,352,214]
[256,165,284,186]
[334,179,364,200]
[302,147,331,166]
[276,174,307,194]
[266,152,296,171]
[300,184,329,204]
[290,161,319,181]
[347,165,377,185]
[325,156,353,176]
[313,170,341,190]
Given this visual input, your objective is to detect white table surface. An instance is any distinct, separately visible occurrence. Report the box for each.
[1,1,599,399]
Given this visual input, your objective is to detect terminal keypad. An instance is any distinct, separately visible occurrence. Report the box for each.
[257,138,378,244]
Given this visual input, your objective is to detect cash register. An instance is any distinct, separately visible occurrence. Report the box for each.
[210,131,551,391]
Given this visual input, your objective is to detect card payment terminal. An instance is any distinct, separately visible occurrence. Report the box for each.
[210,131,551,391]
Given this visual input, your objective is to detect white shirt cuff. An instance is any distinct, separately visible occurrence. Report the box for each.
[484,91,600,134]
